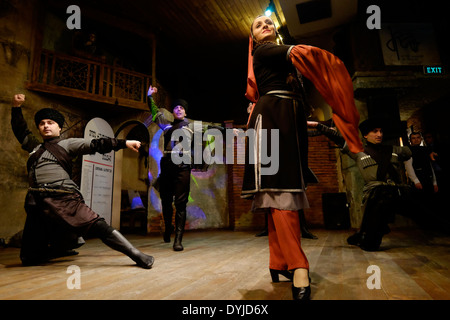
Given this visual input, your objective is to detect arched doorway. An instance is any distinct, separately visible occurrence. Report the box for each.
[111,121,150,232]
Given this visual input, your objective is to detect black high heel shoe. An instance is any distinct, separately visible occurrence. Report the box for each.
[292,270,311,300]
[270,269,293,282]
[292,284,311,300]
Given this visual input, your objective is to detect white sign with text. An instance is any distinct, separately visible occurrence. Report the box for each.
[80,118,115,225]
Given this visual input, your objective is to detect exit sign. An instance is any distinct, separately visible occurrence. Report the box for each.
[423,66,445,75]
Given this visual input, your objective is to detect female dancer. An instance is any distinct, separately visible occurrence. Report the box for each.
[242,15,362,300]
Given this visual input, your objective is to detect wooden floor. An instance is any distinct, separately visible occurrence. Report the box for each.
[1,223,450,300]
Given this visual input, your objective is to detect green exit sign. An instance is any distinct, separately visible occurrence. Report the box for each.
[423,66,445,75]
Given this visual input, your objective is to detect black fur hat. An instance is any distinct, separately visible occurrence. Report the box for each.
[358,118,386,136]
[34,108,65,128]
[170,99,189,112]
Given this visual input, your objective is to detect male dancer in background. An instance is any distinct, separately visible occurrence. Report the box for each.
[147,86,192,251]
[308,119,412,251]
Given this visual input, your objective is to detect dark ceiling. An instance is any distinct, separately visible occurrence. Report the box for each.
[66,0,285,124]
[49,0,448,124]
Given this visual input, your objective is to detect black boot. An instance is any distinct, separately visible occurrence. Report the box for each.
[101,230,154,269]
[162,207,174,243]
[164,224,174,243]
[299,210,318,239]
[173,210,186,251]
[359,232,382,251]
[347,231,363,246]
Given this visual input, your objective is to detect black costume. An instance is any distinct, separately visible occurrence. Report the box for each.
[148,97,193,251]
[243,28,362,300]
[314,121,412,251]
[405,144,438,224]
[11,106,154,268]
[406,145,437,194]
[242,43,316,209]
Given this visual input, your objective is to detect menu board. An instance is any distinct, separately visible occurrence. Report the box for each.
[80,118,115,225]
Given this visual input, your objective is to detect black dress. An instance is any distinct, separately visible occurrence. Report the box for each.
[241,43,315,210]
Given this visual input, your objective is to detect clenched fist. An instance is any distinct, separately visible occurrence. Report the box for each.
[13,94,25,107]
[126,140,141,152]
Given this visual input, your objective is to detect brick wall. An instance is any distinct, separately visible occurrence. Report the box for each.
[226,121,340,230]
[225,122,264,231]
[304,135,340,227]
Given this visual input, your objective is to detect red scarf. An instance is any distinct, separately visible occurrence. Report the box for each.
[245,35,258,104]
[245,38,363,153]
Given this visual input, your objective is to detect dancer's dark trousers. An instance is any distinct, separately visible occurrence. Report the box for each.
[21,191,113,264]
[159,157,191,227]
[359,185,403,249]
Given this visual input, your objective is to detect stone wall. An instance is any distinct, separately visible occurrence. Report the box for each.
[0,1,152,240]
[0,0,47,239]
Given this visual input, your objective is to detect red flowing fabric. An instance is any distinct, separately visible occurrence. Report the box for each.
[289,45,363,153]
[268,208,309,270]
[245,36,258,104]
[245,39,363,153]
[245,35,258,127]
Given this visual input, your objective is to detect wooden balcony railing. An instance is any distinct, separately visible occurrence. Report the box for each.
[27,49,152,110]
